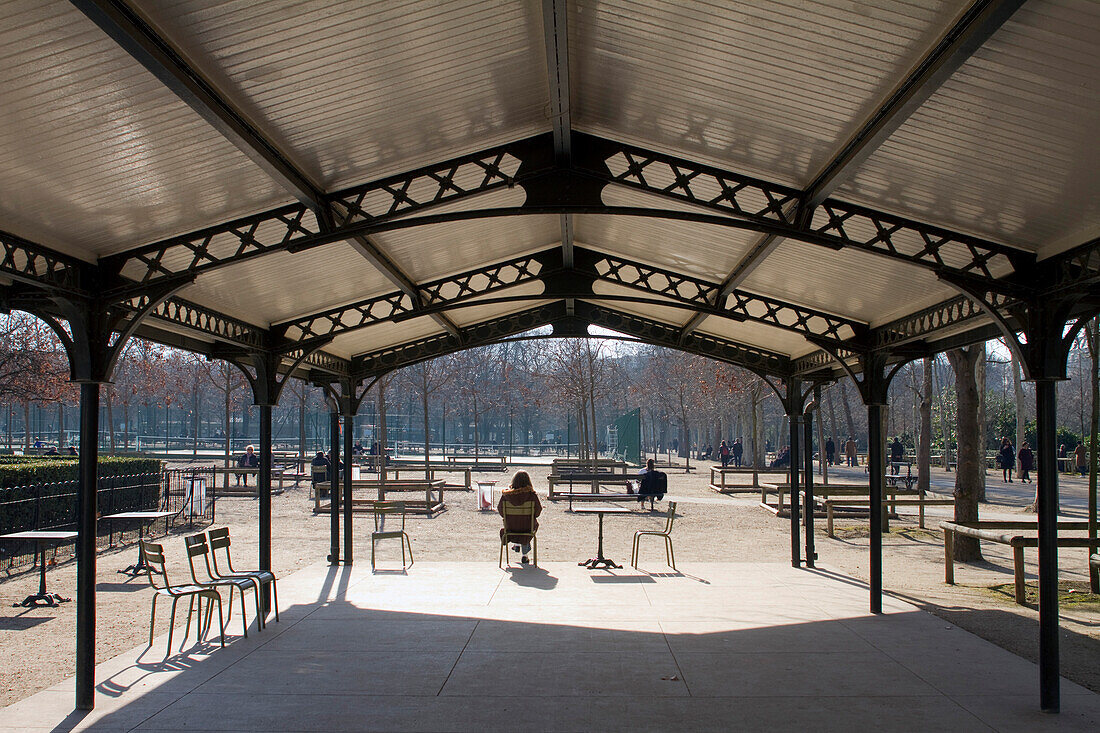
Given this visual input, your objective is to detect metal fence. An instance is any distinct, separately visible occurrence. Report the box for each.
[0,468,217,571]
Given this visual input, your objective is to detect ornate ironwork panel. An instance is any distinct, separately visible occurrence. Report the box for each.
[0,230,84,292]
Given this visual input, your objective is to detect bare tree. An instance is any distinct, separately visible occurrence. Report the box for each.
[947,345,984,562]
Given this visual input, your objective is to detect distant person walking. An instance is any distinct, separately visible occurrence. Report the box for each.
[732,438,744,467]
[999,437,1015,482]
[825,437,836,466]
[1017,442,1034,483]
[845,437,858,467]
[1075,442,1088,475]
[718,440,731,467]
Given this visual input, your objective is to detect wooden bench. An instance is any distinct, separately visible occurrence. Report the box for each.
[445,454,507,471]
[708,465,784,493]
[551,458,631,475]
[547,472,636,498]
[940,521,1098,604]
[761,482,896,516]
[313,479,446,516]
[823,497,955,537]
[210,467,286,495]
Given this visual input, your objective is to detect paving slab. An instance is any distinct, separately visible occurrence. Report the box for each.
[2,560,1097,732]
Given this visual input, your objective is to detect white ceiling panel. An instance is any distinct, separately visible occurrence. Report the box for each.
[739,239,956,326]
[571,0,967,187]
[327,317,444,361]
[370,189,559,283]
[0,0,290,258]
[446,282,548,328]
[137,0,551,190]
[580,184,761,281]
[836,0,1100,256]
[697,317,814,359]
[179,242,397,326]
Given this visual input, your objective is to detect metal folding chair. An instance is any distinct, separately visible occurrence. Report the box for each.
[207,527,279,624]
[499,500,539,568]
[371,501,413,571]
[184,534,262,636]
[631,502,677,570]
[140,540,225,653]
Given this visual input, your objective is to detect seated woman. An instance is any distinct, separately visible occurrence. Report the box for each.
[497,470,542,565]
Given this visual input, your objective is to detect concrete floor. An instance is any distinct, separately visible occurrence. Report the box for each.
[3,557,1099,732]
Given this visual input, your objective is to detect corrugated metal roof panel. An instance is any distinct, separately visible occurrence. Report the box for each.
[739,239,956,326]
[571,0,966,187]
[137,0,551,190]
[178,242,397,326]
[836,0,1100,256]
[0,0,290,258]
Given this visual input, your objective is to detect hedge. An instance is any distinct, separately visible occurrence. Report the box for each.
[0,457,164,536]
[0,456,162,489]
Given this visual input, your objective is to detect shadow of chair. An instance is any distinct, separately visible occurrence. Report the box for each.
[139,540,225,654]
[631,501,677,570]
[372,501,413,571]
[500,500,539,568]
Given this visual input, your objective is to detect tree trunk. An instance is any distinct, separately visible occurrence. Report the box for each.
[422,382,431,476]
[1086,319,1099,591]
[841,382,856,443]
[826,388,839,464]
[224,384,232,468]
[22,401,30,450]
[947,346,984,561]
[976,344,987,500]
[57,402,64,450]
[105,391,116,455]
[918,357,932,495]
[379,380,389,486]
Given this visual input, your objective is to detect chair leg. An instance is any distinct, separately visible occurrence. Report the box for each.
[401,534,407,568]
[371,537,377,571]
[149,594,158,645]
[225,585,235,629]
[666,536,676,570]
[271,579,279,622]
[532,536,537,568]
[499,541,505,568]
[167,597,180,655]
[631,534,639,568]
[404,534,414,568]
[214,594,226,647]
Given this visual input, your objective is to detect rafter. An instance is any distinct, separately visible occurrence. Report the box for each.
[352,300,791,379]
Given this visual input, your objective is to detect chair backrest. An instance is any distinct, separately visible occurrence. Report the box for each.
[373,501,405,533]
[662,502,677,534]
[311,465,326,484]
[140,540,169,590]
[183,534,214,583]
[207,526,235,575]
[501,500,537,537]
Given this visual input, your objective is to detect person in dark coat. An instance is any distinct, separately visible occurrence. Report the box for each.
[889,437,904,475]
[999,437,1015,482]
[1017,442,1034,483]
[732,438,744,467]
[770,445,791,469]
[236,445,259,485]
[825,437,836,466]
[718,440,731,467]
[498,470,542,565]
[637,458,668,510]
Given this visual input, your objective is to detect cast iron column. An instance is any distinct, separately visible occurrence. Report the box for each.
[75,382,100,711]
[789,412,802,568]
[868,403,884,614]
[258,403,272,611]
[343,412,354,565]
[329,411,340,564]
[804,407,815,568]
[1035,377,1060,712]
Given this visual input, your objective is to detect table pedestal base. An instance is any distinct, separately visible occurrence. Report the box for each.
[14,592,70,608]
[579,557,622,570]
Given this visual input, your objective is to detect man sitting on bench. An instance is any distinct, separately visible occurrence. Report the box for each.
[636,459,667,510]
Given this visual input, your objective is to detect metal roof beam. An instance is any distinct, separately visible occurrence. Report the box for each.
[75,0,458,336]
[679,0,1026,340]
[803,0,1027,210]
[543,0,575,270]
[71,0,326,211]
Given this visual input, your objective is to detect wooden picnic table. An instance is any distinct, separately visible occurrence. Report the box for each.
[210,466,286,493]
[547,472,636,498]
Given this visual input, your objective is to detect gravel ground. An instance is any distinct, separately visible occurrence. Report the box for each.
[2,461,1098,707]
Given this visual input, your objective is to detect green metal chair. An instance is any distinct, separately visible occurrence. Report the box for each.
[140,540,225,654]
[499,500,538,568]
[207,527,279,625]
[372,501,413,571]
[631,501,677,570]
[184,534,261,637]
